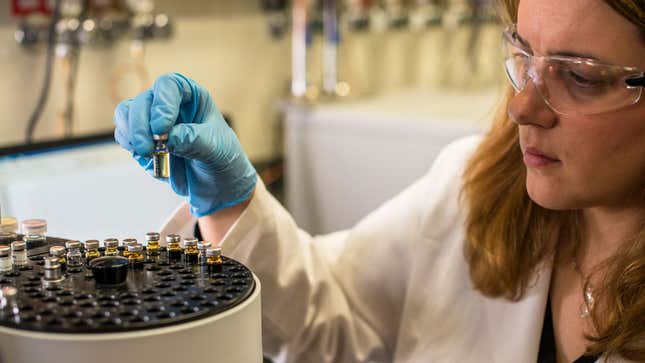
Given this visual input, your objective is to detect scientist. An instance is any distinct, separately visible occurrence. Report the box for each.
[113,0,645,362]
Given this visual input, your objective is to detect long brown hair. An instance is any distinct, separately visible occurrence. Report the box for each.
[462,1,645,360]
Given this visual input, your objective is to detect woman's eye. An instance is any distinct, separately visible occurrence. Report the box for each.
[566,70,603,87]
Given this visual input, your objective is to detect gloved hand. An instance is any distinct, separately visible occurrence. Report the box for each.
[114,73,257,217]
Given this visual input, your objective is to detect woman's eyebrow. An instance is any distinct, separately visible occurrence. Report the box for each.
[517,29,604,63]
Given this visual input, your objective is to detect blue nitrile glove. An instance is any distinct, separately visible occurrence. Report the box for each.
[114,73,257,217]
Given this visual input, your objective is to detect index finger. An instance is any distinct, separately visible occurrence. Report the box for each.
[150,73,200,135]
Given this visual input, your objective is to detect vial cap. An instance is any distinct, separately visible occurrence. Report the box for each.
[0,217,18,233]
[104,239,119,248]
[65,241,82,250]
[153,133,169,141]
[20,219,47,234]
[11,241,26,251]
[145,232,160,241]
[206,247,222,257]
[127,244,143,252]
[50,246,66,256]
[84,240,99,249]
[0,232,17,243]
[44,256,60,269]
[197,241,212,249]
[183,238,198,247]
[166,234,181,243]
[122,238,137,246]
[0,245,10,257]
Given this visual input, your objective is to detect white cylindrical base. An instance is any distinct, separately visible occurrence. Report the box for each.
[0,276,262,363]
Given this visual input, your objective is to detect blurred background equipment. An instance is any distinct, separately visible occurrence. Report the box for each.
[0,0,503,237]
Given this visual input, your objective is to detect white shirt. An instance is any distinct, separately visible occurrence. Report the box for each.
[161,136,631,363]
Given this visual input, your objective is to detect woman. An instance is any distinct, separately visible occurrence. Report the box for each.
[114,0,645,362]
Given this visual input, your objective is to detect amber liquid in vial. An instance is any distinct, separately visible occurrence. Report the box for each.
[153,136,170,179]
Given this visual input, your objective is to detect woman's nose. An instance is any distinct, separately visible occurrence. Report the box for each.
[507,79,558,129]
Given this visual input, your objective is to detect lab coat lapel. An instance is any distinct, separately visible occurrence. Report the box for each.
[483,263,552,362]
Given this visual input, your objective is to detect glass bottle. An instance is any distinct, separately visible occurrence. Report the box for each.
[20,219,47,248]
[65,241,83,268]
[145,232,161,257]
[122,238,138,258]
[104,238,119,257]
[153,134,170,179]
[84,240,101,262]
[197,241,212,265]
[50,246,67,271]
[183,238,199,265]
[0,245,12,273]
[166,234,182,262]
[127,244,144,268]
[11,241,27,268]
[206,247,223,273]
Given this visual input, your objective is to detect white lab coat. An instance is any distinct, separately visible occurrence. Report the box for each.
[160,136,632,363]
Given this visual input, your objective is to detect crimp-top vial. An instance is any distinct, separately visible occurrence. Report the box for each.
[145,232,161,256]
[0,246,12,273]
[206,247,223,273]
[10,241,27,267]
[153,133,170,179]
[183,238,199,265]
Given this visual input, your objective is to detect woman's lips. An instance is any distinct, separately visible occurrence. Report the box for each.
[523,147,561,168]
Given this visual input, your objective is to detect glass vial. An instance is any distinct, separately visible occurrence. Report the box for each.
[122,238,138,258]
[206,247,223,273]
[166,234,182,262]
[0,217,18,234]
[42,256,64,289]
[183,238,199,265]
[84,240,101,262]
[197,241,212,265]
[127,244,144,268]
[65,241,83,268]
[104,238,119,257]
[153,133,170,179]
[49,246,67,271]
[11,241,27,267]
[145,232,161,256]
[20,218,47,241]
[0,286,19,316]
[0,245,12,273]
[0,232,17,246]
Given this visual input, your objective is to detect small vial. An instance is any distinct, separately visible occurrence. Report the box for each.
[65,241,83,268]
[42,256,64,289]
[0,232,17,246]
[49,246,67,271]
[122,238,138,258]
[0,246,12,273]
[11,241,27,267]
[153,133,170,179]
[166,234,182,261]
[206,247,223,273]
[20,218,47,241]
[127,244,144,268]
[104,238,119,257]
[0,217,18,234]
[183,238,199,265]
[0,286,19,316]
[197,241,212,265]
[145,232,161,256]
[84,240,101,262]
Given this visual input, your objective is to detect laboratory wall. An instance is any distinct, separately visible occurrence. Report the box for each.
[0,0,290,161]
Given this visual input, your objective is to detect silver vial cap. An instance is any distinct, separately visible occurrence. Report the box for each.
[153,133,169,141]
[166,234,181,243]
[11,241,26,251]
[127,244,143,252]
[197,241,212,250]
[206,247,222,257]
[50,245,66,256]
[183,238,198,247]
[44,256,60,269]
[0,245,10,257]
[84,240,99,250]
[145,232,160,241]
[122,238,137,246]
[65,241,81,250]
[104,238,119,248]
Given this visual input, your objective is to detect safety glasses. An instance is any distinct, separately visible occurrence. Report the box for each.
[502,24,645,116]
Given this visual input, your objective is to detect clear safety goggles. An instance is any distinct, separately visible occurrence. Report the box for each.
[502,24,645,116]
